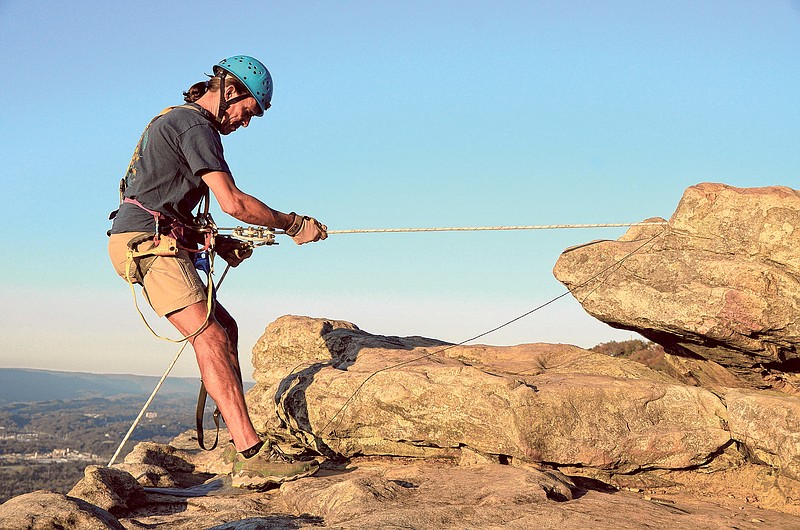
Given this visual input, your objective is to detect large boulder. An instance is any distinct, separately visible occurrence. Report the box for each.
[0,490,124,530]
[553,183,800,389]
[67,465,146,517]
[726,388,800,481]
[276,462,575,527]
[246,315,730,475]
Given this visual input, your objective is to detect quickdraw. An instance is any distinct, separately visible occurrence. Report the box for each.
[219,225,278,246]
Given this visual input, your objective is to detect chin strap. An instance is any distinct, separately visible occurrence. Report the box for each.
[216,70,254,124]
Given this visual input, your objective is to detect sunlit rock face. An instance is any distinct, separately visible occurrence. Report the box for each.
[553,183,800,390]
[246,315,729,474]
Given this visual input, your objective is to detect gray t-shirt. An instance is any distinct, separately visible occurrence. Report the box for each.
[110,104,230,234]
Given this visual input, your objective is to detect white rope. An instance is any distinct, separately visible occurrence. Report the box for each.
[108,266,234,467]
[108,342,189,467]
[217,221,668,241]
[325,221,666,235]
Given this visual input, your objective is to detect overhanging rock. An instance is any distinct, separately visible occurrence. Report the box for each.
[553,183,800,390]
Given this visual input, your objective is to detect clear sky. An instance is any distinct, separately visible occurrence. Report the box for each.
[0,1,798,380]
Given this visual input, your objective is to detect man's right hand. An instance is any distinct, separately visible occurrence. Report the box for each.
[286,213,328,245]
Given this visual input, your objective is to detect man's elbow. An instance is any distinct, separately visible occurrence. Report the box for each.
[219,198,248,220]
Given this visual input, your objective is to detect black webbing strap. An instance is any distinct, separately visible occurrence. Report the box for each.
[196,381,221,451]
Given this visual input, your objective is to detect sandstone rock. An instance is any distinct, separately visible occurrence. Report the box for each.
[552,183,800,389]
[726,388,800,481]
[117,462,178,487]
[9,307,800,528]
[122,440,194,472]
[54,451,793,529]
[276,461,575,526]
[0,489,124,529]
[67,465,146,517]
[246,316,730,475]
[519,373,730,472]
[633,349,744,390]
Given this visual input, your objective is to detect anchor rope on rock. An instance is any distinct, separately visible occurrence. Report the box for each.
[318,226,669,440]
[324,221,667,234]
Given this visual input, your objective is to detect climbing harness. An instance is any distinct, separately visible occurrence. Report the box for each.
[121,192,217,343]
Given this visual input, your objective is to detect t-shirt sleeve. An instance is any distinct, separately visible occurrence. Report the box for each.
[178,124,231,177]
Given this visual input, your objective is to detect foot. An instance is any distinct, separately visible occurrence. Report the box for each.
[228,441,319,489]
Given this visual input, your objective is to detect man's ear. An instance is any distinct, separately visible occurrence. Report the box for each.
[225,84,238,99]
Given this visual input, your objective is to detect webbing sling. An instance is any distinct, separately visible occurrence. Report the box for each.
[196,382,221,450]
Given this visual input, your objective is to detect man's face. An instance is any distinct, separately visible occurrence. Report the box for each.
[219,91,260,135]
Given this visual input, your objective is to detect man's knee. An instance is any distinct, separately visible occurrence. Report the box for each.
[215,306,239,344]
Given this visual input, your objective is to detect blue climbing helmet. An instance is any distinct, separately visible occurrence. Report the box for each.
[213,55,273,117]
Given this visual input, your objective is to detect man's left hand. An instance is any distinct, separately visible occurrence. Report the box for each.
[214,235,254,267]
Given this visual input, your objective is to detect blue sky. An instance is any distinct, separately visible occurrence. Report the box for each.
[0,1,798,379]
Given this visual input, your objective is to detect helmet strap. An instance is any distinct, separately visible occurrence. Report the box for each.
[216,71,229,122]
[224,94,252,107]
[215,70,254,124]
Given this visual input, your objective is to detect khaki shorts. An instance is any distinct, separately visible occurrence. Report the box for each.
[108,232,207,317]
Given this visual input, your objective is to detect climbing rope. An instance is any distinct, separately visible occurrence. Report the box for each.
[110,219,667,465]
[216,221,667,242]
[325,221,667,234]
[316,226,669,440]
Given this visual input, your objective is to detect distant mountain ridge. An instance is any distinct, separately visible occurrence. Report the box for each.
[0,368,201,404]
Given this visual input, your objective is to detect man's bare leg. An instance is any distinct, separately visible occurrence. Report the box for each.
[167,300,260,452]
[213,303,244,391]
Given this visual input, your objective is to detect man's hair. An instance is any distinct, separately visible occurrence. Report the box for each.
[183,75,249,103]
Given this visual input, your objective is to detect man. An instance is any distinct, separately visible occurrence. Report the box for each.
[108,55,326,489]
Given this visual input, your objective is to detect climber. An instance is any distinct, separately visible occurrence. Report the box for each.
[107,55,326,489]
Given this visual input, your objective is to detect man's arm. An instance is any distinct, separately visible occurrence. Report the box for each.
[201,170,327,245]
[201,170,293,229]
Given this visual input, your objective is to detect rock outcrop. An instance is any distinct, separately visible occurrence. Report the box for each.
[4,313,800,527]
[246,317,731,476]
[553,183,800,390]
[726,388,800,482]
[0,490,125,530]
[67,465,146,516]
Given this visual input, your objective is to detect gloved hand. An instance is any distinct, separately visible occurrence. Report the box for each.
[285,212,328,245]
[214,235,253,267]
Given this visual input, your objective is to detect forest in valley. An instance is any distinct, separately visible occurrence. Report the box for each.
[0,394,199,503]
